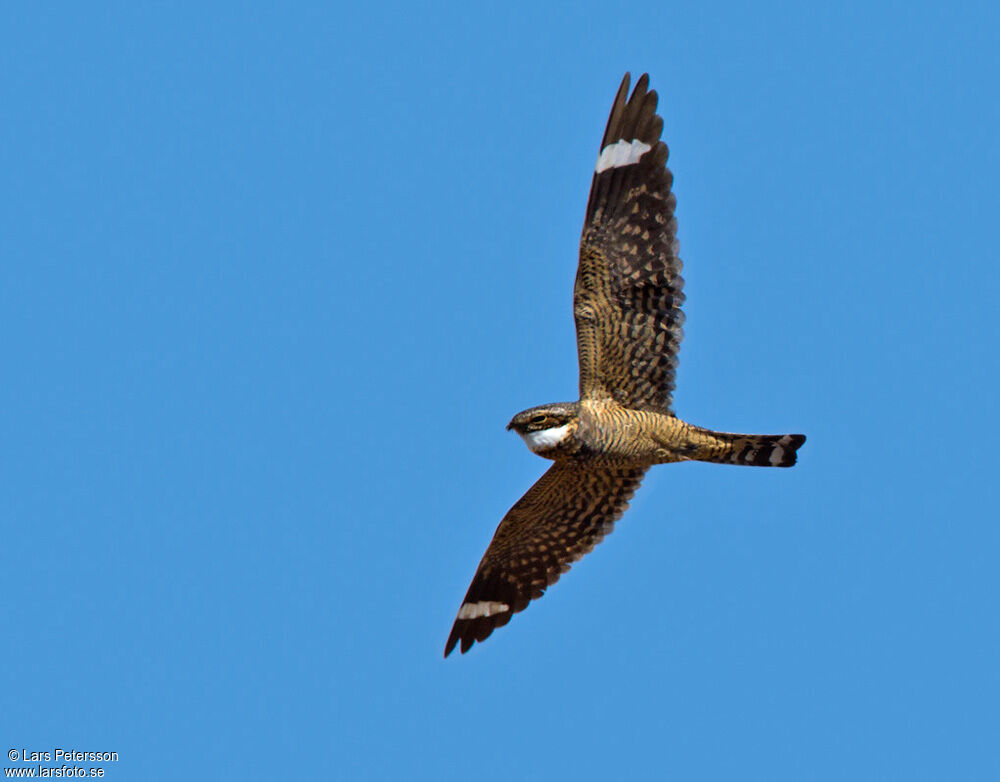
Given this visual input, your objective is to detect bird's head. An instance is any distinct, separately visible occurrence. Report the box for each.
[507,402,580,456]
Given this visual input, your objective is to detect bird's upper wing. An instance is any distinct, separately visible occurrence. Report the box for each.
[575,73,685,412]
[444,460,646,656]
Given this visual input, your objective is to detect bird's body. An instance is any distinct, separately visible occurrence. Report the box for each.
[445,74,805,656]
[510,399,803,468]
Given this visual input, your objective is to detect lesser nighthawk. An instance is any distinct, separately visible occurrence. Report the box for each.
[445,73,805,656]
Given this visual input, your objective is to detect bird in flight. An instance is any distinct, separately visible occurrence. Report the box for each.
[445,73,805,657]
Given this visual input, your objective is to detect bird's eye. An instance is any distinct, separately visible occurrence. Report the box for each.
[530,414,550,426]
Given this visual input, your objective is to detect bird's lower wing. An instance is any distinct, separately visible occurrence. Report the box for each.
[445,460,647,656]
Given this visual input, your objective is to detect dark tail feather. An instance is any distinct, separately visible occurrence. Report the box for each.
[700,432,806,467]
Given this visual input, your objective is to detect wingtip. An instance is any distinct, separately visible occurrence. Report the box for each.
[444,623,477,657]
[443,631,460,658]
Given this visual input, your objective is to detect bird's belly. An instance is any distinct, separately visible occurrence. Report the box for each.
[581,408,689,464]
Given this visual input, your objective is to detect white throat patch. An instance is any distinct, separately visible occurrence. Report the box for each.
[519,423,572,453]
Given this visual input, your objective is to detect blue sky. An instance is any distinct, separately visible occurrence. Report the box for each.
[3,2,999,779]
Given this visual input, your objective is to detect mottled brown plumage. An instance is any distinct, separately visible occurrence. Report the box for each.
[445,74,805,657]
[577,73,684,412]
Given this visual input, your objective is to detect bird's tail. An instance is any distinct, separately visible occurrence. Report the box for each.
[685,429,806,467]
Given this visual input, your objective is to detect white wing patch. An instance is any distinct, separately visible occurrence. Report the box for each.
[520,423,571,453]
[457,601,509,620]
[595,139,652,173]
